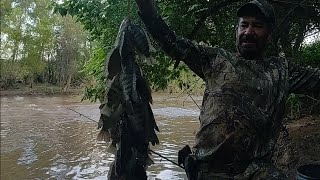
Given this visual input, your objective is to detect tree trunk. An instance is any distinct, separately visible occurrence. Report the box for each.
[63,74,72,92]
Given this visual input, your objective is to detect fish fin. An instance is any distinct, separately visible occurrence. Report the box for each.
[107,142,117,154]
[97,130,111,142]
[145,155,154,168]
[106,47,121,80]
[145,105,160,145]
[97,116,103,129]
[148,105,159,132]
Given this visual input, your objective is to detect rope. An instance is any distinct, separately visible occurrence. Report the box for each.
[67,108,185,169]
[67,107,98,123]
[149,149,184,169]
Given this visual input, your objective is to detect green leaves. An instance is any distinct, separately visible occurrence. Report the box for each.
[1,0,91,89]
[51,0,319,101]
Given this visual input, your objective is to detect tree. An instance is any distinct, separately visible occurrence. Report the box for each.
[54,0,320,101]
[0,0,90,89]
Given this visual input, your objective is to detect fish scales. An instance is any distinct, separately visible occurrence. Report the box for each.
[97,75,124,142]
[134,63,153,103]
[120,28,140,102]
[129,101,147,133]
[101,18,159,179]
[131,24,151,57]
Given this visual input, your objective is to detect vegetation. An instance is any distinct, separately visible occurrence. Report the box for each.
[1,0,319,106]
[1,0,90,91]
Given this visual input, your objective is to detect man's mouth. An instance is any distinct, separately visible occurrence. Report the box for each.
[241,41,257,47]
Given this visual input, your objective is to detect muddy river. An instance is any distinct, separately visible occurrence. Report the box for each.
[0,94,202,179]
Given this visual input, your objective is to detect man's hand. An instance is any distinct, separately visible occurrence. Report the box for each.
[134,0,156,15]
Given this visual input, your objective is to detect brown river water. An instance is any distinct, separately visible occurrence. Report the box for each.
[1,94,202,180]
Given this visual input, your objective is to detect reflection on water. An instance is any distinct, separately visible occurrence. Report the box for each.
[1,94,201,179]
[17,138,38,166]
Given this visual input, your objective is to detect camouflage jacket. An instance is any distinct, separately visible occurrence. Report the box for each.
[139,13,320,174]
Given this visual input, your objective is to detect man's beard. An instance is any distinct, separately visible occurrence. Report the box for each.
[237,34,267,59]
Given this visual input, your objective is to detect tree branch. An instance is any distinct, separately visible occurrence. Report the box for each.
[187,0,240,39]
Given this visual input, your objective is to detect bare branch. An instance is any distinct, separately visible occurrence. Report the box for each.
[187,0,240,39]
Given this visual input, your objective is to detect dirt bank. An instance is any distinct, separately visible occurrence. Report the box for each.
[0,84,83,96]
[275,115,320,178]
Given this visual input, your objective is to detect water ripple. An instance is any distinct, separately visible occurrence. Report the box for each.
[17,138,38,166]
[153,107,199,118]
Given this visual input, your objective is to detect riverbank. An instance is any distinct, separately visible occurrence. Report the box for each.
[275,115,320,179]
[0,84,205,98]
[0,84,84,97]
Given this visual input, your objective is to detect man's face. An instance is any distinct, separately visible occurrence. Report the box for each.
[236,16,270,59]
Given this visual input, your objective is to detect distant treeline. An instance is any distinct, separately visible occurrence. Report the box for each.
[1,0,90,91]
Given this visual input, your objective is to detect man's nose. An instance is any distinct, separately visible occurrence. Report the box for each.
[244,25,254,35]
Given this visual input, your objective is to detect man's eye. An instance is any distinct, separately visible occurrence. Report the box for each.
[240,24,247,28]
[254,24,264,28]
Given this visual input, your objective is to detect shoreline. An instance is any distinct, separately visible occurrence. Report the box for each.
[0,84,205,98]
[0,85,84,97]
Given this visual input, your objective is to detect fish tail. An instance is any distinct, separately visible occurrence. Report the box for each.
[107,142,117,154]
[97,130,111,142]
[145,155,154,168]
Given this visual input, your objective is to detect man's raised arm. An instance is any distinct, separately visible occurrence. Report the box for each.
[289,62,320,94]
[134,0,211,79]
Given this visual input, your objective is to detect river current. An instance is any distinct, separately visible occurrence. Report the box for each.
[0,94,201,179]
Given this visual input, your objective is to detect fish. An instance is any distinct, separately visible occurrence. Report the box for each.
[97,74,124,142]
[119,23,140,103]
[130,24,156,65]
[105,18,132,80]
[99,17,159,180]
[106,47,121,80]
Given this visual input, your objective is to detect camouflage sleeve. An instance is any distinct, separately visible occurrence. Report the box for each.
[289,62,320,94]
[138,12,210,79]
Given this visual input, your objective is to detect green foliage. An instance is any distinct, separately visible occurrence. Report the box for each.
[298,41,320,67]
[0,61,29,88]
[53,0,320,101]
[81,46,107,102]
[287,93,302,119]
[54,0,189,101]
[1,0,91,90]
[21,55,46,76]
[53,0,136,47]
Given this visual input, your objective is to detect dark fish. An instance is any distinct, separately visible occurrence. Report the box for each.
[119,25,140,103]
[97,74,124,142]
[134,63,153,104]
[128,24,156,65]
[114,18,131,47]
[103,18,159,180]
[106,18,131,80]
[130,24,151,57]
[121,61,159,145]
[106,47,121,80]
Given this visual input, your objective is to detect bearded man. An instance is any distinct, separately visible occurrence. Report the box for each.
[134,0,320,179]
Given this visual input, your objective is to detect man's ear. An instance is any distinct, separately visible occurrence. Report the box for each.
[235,28,239,39]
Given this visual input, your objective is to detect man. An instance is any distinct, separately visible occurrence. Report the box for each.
[134,0,319,179]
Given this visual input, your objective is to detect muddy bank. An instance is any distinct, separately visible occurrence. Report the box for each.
[275,115,320,179]
[0,85,83,97]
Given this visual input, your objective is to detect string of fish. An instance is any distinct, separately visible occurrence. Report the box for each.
[98,17,159,180]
